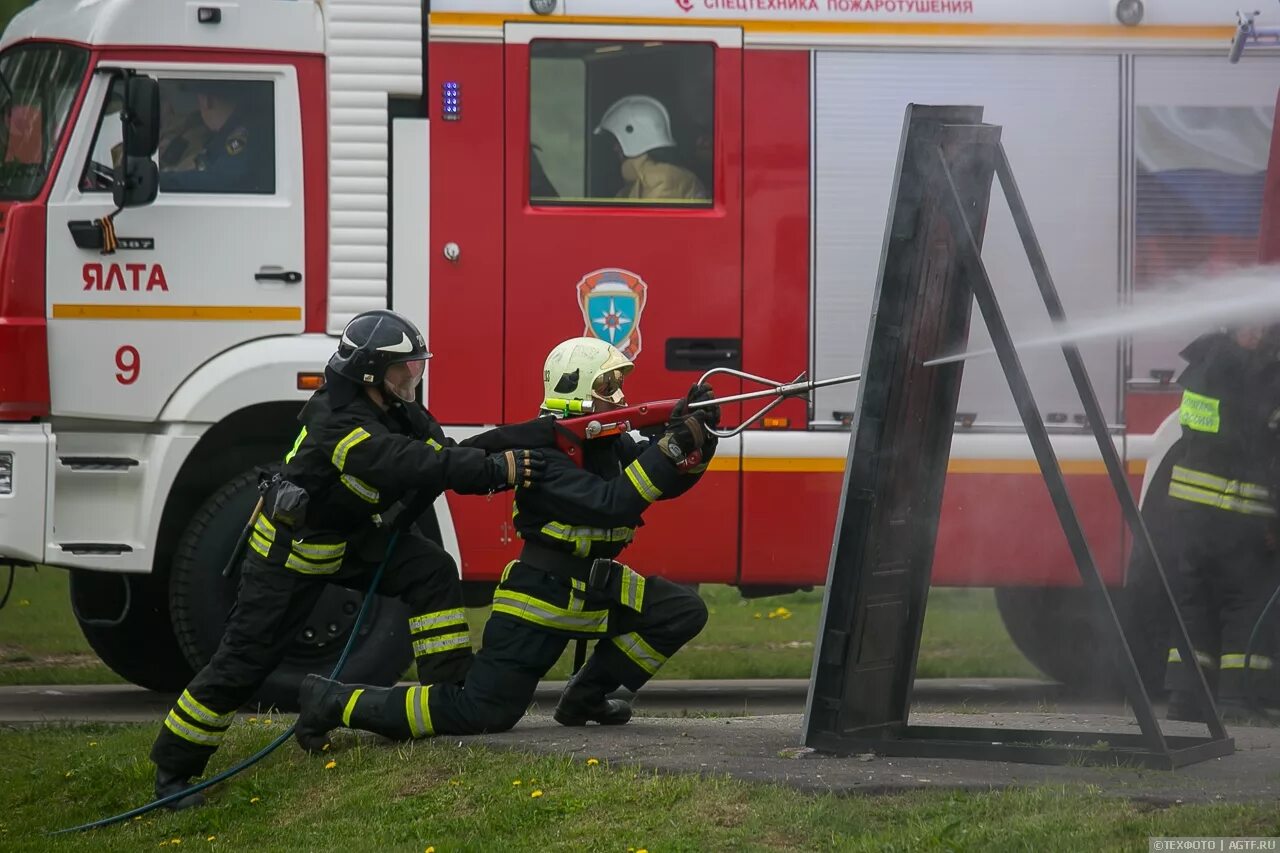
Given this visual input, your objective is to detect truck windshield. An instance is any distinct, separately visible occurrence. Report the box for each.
[0,43,89,201]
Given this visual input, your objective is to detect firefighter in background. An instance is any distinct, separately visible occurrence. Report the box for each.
[594,94,709,202]
[150,309,547,808]
[1164,323,1280,723]
[293,337,714,745]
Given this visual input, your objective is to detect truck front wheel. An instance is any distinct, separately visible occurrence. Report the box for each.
[70,569,195,692]
[168,469,413,712]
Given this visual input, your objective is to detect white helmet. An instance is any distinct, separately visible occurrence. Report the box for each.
[594,95,676,159]
[541,337,635,416]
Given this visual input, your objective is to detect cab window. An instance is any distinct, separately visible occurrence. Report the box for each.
[529,40,714,208]
[81,77,275,195]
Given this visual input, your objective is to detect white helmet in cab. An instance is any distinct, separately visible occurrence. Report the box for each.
[541,337,635,416]
[594,94,676,158]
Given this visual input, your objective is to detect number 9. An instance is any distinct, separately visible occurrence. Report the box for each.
[115,345,140,385]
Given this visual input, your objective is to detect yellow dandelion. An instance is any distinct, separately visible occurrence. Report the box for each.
[638,849,649,853]
[263,718,273,724]
[247,717,258,724]
[324,760,337,770]
[586,758,600,766]
[171,840,183,846]
[512,780,521,786]
[89,741,98,747]
[426,847,436,853]
[530,790,543,799]
[250,797,261,804]
[207,837,216,842]
[159,842,170,848]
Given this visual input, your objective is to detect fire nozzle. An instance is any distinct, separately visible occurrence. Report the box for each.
[691,367,862,438]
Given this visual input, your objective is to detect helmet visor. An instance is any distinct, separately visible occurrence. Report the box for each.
[384,358,426,403]
[592,368,627,406]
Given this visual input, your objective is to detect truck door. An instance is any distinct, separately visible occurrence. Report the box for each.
[504,24,743,583]
[45,66,305,420]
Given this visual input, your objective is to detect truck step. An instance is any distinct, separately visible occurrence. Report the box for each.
[55,543,134,555]
[58,456,140,471]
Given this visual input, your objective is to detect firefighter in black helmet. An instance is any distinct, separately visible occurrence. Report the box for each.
[293,337,713,746]
[148,309,547,809]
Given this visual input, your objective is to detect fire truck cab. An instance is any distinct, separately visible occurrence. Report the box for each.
[0,0,1275,704]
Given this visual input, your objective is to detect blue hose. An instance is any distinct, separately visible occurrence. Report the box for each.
[49,530,401,835]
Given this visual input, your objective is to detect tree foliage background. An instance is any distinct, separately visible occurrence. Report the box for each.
[0,0,35,36]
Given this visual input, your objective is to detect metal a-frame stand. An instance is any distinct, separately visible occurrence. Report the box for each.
[801,104,1234,769]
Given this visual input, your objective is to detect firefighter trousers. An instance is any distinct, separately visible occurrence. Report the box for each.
[1163,507,1280,706]
[331,562,708,740]
[151,529,469,778]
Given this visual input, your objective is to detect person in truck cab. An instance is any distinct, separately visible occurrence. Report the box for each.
[594,94,708,203]
[149,309,548,809]
[292,336,714,746]
[162,80,272,193]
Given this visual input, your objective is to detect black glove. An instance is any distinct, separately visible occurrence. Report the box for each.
[657,414,707,463]
[486,449,547,490]
[669,382,720,429]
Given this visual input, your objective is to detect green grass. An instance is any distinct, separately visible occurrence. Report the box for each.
[1,565,1037,686]
[0,723,1275,851]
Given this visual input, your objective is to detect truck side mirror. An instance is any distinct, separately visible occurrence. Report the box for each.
[120,73,159,157]
[113,155,158,208]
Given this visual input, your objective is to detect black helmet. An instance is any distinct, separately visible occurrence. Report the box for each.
[328,309,431,386]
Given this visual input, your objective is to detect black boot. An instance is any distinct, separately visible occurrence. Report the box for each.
[153,769,206,810]
[295,674,356,755]
[554,657,632,727]
[1166,691,1207,723]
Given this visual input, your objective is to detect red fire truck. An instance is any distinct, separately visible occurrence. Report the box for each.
[0,0,1275,701]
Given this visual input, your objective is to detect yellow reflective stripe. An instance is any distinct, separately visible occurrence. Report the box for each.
[624,460,661,503]
[249,532,272,559]
[332,427,372,472]
[1171,466,1271,501]
[1221,654,1273,671]
[1168,482,1277,517]
[254,515,276,537]
[492,590,609,634]
[340,474,380,504]
[1179,390,1220,434]
[540,521,635,558]
[406,685,434,738]
[284,426,308,464]
[178,690,234,729]
[569,578,587,613]
[621,567,645,612]
[1168,648,1217,668]
[285,553,343,574]
[342,688,365,727]
[426,438,444,451]
[408,609,467,634]
[500,560,517,584]
[412,632,471,656]
[611,632,667,676]
[290,539,346,560]
[165,711,224,747]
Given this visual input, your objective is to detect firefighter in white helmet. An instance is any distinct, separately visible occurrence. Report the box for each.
[295,336,718,744]
[594,94,709,202]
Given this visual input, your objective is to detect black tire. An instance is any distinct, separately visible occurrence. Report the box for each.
[995,586,1125,695]
[169,468,412,712]
[995,442,1185,697]
[71,569,195,692]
